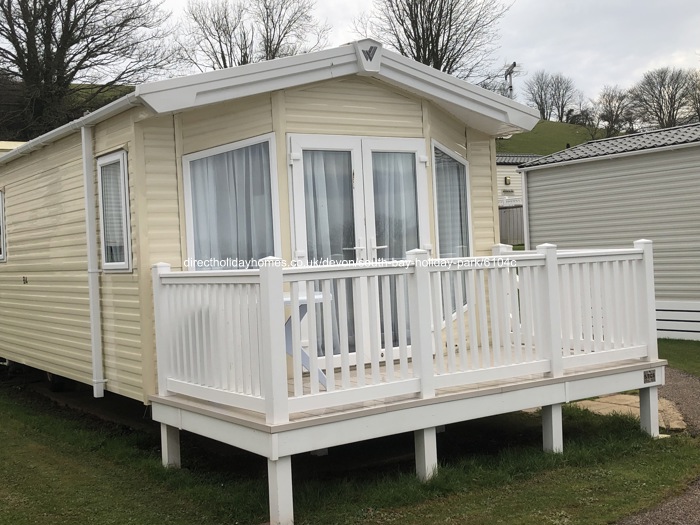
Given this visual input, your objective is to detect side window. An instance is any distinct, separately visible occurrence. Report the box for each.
[184,135,276,269]
[97,151,131,270]
[0,189,5,262]
[434,146,470,257]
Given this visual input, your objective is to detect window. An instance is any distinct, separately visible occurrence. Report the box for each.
[183,134,278,269]
[97,151,131,270]
[0,190,5,262]
[433,144,471,257]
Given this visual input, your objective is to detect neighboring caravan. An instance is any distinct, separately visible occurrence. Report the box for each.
[496,153,540,244]
[521,123,700,340]
[0,41,666,525]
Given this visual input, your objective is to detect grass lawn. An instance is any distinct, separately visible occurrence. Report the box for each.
[659,338,700,377]
[496,120,601,155]
[2,364,700,525]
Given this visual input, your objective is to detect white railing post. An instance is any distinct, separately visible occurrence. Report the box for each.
[537,244,563,377]
[152,263,172,396]
[259,257,290,425]
[492,243,513,256]
[634,240,658,361]
[407,249,435,399]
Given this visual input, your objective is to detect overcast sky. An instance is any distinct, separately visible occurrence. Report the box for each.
[171,0,700,101]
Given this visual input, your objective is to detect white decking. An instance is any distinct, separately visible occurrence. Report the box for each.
[150,241,664,525]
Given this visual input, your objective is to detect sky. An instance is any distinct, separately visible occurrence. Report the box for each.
[169,0,700,101]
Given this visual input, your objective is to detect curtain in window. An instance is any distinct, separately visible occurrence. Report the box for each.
[371,152,419,261]
[303,150,355,263]
[190,142,274,266]
[303,150,356,355]
[100,162,125,264]
[435,148,469,257]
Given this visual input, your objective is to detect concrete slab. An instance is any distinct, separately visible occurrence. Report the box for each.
[574,394,687,431]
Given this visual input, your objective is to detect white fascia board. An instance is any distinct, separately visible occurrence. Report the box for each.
[0,93,141,167]
[135,46,359,114]
[378,52,540,136]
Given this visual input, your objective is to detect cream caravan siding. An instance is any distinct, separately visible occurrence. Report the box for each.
[180,94,273,155]
[285,78,424,136]
[526,147,700,301]
[93,109,144,400]
[467,131,498,256]
[0,134,93,382]
[496,164,522,201]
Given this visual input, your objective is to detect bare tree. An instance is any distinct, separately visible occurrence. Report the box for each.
[523,70,552,120]
[355,0,510,80]
[596,85,632,138]
[629,67,693,129]
[252,0,329,61]
[178,0,329,72]
[178,0,254,71]
[549,73,577,123]
[0,0,174,139]
[688,69,700,123]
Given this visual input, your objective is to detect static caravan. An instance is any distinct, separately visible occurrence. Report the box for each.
[0,41,666,524]
[521,123,700,341]
[496,153,540,244]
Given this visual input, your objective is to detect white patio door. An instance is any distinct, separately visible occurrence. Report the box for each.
[290,134,428,357]
[290,135,429,264]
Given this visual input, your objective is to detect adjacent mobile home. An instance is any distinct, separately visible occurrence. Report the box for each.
[0,41,666,524]
[521,124,700,340]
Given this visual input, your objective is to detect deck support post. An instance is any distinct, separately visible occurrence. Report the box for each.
[160,423,181,468]
[268,456,294,525]
[639,386,660,437]
[542,403,563,453]
[414,427,438,481]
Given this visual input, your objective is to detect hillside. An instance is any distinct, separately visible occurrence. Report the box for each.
[497,120,598,155]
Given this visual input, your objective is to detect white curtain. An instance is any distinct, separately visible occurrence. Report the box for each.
[189,141,274,266]
[371,152,419,260]
[100,162,125,264]
[435,148,469,257]
[303,150,355,263]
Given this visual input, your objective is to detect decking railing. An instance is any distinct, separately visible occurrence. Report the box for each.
[152,240,658,425]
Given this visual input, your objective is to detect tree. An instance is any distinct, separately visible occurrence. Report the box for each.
[628,67,693,129]
[355,0,510,80]
[596,85,632,138]
[549,73,577,123]
[0,0,174,139]
[523,70,552,120]
[178,0,254,71]
[177,0,329,72]
[688,69,700,123]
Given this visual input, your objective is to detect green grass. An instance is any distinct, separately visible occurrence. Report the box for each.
[2,375,700,525]
[659,338,700,377]
[497,120,601,155]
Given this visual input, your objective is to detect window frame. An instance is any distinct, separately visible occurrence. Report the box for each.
[431,140,473,258]
[182,133,281,270]
[96,150,132,271]
[0,189,6,262]
[288,133,431,263]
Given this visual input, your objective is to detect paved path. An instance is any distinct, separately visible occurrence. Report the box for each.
[617,368,700,525]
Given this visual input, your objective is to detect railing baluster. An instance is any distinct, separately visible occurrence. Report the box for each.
[353,276,366,387]
[520,267,534,361]
[487,268,501,367]
[431,271,445,374]
[290,281,303,397]
[368,276,381,385]
[476,270,490,368]
[306,280,319,394]
[466,269,479,370]
[571,263,582,354]
[591,263,603,353]
[454,270,468,371]
[581,263,593,354]
[322,279,334,392]
[337,278,351,389]
[396,274,409,379]
[441,272,456,373]
[381,275,394,382]
[509,267,522,363]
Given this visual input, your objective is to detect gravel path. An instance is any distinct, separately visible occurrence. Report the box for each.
[617,367,700,525]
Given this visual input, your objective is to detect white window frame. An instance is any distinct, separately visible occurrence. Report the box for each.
[97,150,132,271]
[431,140,473,258]
[0,189,6,262]
[182,133,282,269]
[288,133,431,262]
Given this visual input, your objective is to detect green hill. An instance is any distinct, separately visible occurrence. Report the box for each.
[497,120,598,155]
